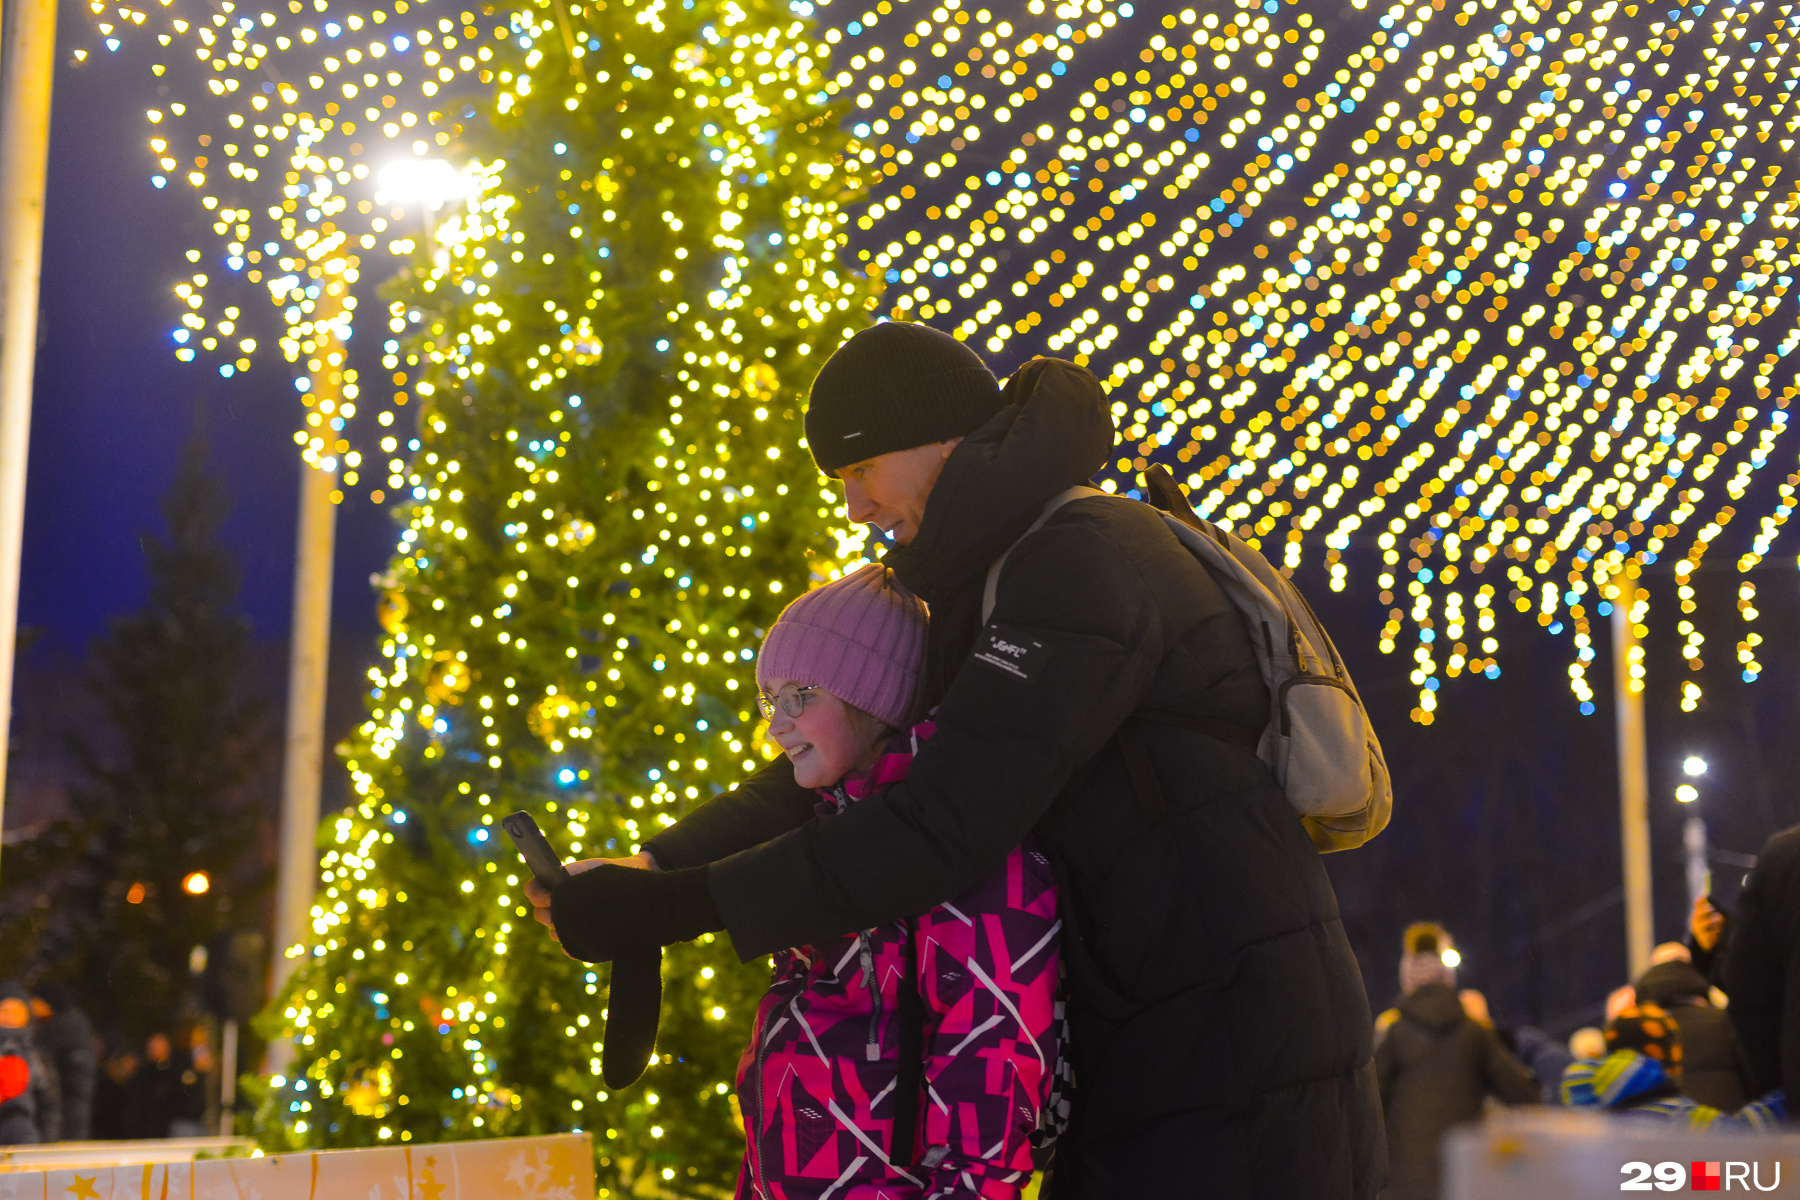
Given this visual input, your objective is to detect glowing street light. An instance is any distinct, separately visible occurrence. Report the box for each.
[1675,785,1699,804]
[1683,757,1709,777]
[375,159,471,211]
[375,159,468,266]
[1441,948,1462,970]
[183,870,211,896]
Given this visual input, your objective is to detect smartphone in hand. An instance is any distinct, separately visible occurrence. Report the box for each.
[500,811,570,889]
[503,810,661,1086]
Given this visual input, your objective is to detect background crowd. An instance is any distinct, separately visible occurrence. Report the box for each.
[1376,822,1800,1200]
[0,980,212,1145]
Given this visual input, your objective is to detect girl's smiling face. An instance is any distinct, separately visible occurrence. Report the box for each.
[763,678,887,789]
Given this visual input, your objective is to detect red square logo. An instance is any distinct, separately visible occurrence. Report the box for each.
[1692,1161,1721,1191]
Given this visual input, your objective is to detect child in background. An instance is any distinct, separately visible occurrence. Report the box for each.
[738,563,1066,1199]
[1561,1003,1785,1129]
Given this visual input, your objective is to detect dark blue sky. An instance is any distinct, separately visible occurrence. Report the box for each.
[24,19,395,654]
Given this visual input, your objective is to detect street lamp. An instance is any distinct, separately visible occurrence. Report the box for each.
[375,157,470,206]
[375,158,470,263]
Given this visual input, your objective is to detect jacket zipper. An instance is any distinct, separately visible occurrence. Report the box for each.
[833,783,887,1065]
[860,934,881,1062]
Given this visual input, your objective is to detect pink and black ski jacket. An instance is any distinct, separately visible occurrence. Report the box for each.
[734,720,1066,1200]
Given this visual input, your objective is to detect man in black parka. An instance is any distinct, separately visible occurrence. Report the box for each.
[540,323,1386,1196]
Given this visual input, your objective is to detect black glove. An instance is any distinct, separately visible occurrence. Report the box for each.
[602,946,663,1089]
[549,863,722,963]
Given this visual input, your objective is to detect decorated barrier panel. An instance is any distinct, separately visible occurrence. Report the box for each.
[0,1133,593,1200]
[1447,1109,1800,1199]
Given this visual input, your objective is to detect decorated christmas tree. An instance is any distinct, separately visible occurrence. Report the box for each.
[252,0,880,1189]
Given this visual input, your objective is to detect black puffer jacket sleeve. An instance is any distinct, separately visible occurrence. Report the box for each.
[710,511,1166,958]
[1482,1030,1543,1104]
[643,756,819,870]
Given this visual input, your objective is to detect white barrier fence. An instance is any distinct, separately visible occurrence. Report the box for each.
[0,1132,593,1200]
[1448,1109,1799,1198]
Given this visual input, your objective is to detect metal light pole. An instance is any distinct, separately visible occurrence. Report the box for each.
[0,0,57,867]
[218,1016,238,1135]
[1683,815,1710,919]
[268,165,457,1060]
[375,156,468,261]
[1678,756,1710,919]
[269,278,345,1018]
[266,159,457,1063]
[1611,573,1653,980]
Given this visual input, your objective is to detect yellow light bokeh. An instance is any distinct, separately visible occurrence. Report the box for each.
[83,0,1800,729]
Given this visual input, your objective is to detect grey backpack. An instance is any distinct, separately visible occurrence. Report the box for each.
[983,466,1392,852]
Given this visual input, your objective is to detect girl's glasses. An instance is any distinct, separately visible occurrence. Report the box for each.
[756,683,821,719]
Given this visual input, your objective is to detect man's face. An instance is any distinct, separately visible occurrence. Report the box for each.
[833,438,960,545]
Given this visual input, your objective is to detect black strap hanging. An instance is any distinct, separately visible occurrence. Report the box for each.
[889,918,925,1169]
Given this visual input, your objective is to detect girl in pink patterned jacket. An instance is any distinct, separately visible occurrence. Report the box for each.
[740,563,1066,1200]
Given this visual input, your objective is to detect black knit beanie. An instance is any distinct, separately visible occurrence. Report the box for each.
[805,322,1004,473]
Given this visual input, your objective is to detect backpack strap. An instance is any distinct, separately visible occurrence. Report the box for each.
[981,485,1107,625]
[1141,462,1205,531]
[1134,710,1263,755]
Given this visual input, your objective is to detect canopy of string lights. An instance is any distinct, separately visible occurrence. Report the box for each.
[80,0,1799,720]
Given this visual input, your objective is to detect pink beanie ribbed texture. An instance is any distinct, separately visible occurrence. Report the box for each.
[756,563,927,731]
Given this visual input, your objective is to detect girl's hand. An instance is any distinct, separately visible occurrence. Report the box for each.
[526,854,653,941]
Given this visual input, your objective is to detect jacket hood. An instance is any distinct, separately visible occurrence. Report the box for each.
[1634,960,1710,1008]
[887,358,1114,608]
[1397,981,1468,1034]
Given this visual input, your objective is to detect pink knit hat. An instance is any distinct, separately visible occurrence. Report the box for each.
[756,563,927,730]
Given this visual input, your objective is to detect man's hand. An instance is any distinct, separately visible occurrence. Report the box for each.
[1458,989,1493,1027]
[525,854,653,948]
[1690,894,1725,952]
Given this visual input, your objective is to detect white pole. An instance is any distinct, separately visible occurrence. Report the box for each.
[1612,575,1653,980]
[0,0,57,863]
[218,1017,238,1136]
[269,281,344,1020]
[1683,814,1710,922]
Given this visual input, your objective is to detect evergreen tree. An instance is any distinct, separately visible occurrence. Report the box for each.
[254,0,879,1190]
[11,423,271,1036]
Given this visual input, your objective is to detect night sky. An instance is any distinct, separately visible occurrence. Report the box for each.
[25,15,394,652]
[15,6,1800,1031]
